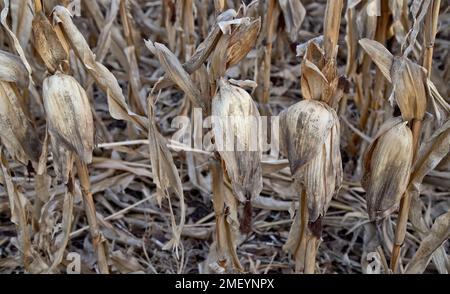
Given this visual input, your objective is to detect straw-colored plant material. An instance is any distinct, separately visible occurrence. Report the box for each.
[32,11,68,74]
[212,79,262,232]
[362,117,413,221]
[226,18,261,68]
[0,81,41,164]
[52,6,148,131]
[207,160,242,273]
[0,0,448,275]
[147,93,185,253]
[280,99,342,222]
[0,49,29,88]
[405,210,450,274]
[278,0,306,42]
[359,38,428,121]
[43,73,94,163]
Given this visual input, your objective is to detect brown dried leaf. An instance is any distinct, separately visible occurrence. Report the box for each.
[409,118,450,194]
[32,11,67,74]
[279,0,305,42]
[390,57,428,121]
[0,81,41,164]
[147,94,185,253]
[52,6,148,131]
[226,18,261,68]
[0,0,32,84]
[146,41,206,110]
[0,49,29,88]
[358,38,393,83]
[405,210,450,274]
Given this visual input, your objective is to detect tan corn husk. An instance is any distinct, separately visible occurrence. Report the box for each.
[32,11,68,74]
[226,18,261,68]
[359,38,428,121]
[0,81,41,164]
[279,99,342,221]
[390,58,428,121]
[0,49,29,88]
[211,79,263,204]
[42,73,94,164]
[362,117,414,221]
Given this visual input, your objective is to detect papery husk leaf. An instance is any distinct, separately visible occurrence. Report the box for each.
[212,79,263,203]
[32,11,68,74]
[408,118,450,197]
[279,99,335,175]
[10,0,33,49]
[299,112,342,221]
[390,57,428,121]
[48,185,74,272]
[0,81,41,164]
[0,49,29,88]
[226,18,260,68]
[0,148,32,270]
[0,0,32,85]
[43,73,94,163]
[362,118,413,221]
[207,160,243,273]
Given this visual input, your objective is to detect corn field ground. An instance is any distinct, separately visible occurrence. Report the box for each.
[0,0,449,274]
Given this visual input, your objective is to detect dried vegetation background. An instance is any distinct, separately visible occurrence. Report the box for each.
[0,0,449,274]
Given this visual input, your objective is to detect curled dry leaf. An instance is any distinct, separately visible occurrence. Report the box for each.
[409,118,450,194]
[147,94,185,253]
[0,81,41,164]
[0,148,32,270]
[211,79,263,204]
[362,117,413,221]
[280,99,342,221]
[0,0,32,84]
[405,210,450,274]
[278,0,306,42]
[390,57,428,121]
[52,6,148,131]
[0,49,29,88]
[359,38,428,121]
[226,18,261,68]
[32,11,68,74]
[43,73,94,164]
[146,41,206,110]
[207,160,243,273]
